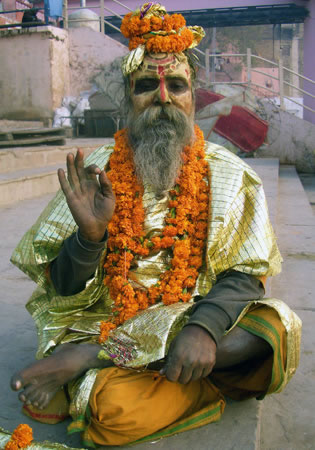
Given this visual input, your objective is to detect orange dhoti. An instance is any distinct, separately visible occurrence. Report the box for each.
[23,304,300,448]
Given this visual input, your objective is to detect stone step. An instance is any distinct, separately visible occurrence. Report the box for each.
[246,158,279,229]
[0,157,281,450]
[299,172,315,215]
[259,166,315,450]
[0,138,113,206]
[0,137,112,174]
[0,127,66,148]
[0,164,62,207]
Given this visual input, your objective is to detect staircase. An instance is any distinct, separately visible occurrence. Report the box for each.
[0,147,314,449]
[0,137,111,206]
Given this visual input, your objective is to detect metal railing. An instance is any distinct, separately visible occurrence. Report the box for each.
[2,0,314,117]
[62,0,126,33]
[61,1,315,117]
[196,47,315,116]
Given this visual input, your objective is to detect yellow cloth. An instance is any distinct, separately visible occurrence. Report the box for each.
[22,389,69,424]
[83,367,224,447]
[68,304,296,447]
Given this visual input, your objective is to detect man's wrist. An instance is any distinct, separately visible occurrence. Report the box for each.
[77,228,108,248]
[183,323,217,347]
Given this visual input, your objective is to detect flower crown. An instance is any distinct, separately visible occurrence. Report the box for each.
[121,3,205,76]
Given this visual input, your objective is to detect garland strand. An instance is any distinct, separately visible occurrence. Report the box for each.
[99,125,209,343]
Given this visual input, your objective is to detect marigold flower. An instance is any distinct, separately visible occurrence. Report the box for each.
[5,424,33,450]
[129,36,146,50]
[99,126,209,341]
[160,236,175,248]
[180,292,192,302]
[5,441,19,450]
[163,225,178,237]
[99,322,117,344]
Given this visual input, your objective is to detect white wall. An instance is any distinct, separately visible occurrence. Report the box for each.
[68,27,128,97]
[0,25,128,120]
[0,26,69,120]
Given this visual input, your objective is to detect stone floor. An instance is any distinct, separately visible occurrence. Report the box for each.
[0,162,314,449]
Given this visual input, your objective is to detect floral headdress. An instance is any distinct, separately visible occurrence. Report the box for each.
[121,2,205,76]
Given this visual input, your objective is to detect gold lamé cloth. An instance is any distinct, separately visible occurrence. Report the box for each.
[0,427,84,450]
[11,141,301,421]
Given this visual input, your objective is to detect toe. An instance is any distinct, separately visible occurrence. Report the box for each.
[10,374,23,391]
[39,392,50,409]
[19,392,26,403]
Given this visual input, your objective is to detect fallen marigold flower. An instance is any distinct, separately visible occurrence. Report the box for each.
[5,424,33,449]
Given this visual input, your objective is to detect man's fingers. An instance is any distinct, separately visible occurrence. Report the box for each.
[58,168,73,198]
[66,153,80,191]
[99,170,114,197]
[191,366,204,382]
[74,149,86,183]
[161,358,182,383]
[85,164,101,182]
[178,366,194,385]
[201,365,213,379]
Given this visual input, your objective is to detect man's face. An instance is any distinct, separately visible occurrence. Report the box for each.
[129,53,194,119]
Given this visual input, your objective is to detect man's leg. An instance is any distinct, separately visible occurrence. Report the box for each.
[10,343,114,410]
[215,324,272,369]
[211,305,288,400]
[11,322,269,410]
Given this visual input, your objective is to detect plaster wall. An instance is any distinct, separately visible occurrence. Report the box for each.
[50,28,71,110]
[0,27,69,120]
[0,26,128,120]
[68,27,128,97]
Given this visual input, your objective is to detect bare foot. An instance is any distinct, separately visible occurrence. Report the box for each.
[11,343,113,409]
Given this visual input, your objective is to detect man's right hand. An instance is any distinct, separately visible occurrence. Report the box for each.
[58,149,115,242]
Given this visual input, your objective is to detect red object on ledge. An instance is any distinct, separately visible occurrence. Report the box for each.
[195,88,268,153]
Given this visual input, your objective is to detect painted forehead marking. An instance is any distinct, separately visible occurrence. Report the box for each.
[139,57,190,78]
[145,54,176,64]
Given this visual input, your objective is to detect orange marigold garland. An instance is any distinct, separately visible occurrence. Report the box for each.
[99,125,210,343]
[121,9,193,53]
[121,12,186,39]
[5,424,33,449]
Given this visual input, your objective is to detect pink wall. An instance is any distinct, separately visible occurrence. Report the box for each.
[63,0,304,16]
[303,0,315,124]
[241,67,280,97]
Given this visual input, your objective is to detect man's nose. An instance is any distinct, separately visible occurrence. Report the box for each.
[154,83,171,105]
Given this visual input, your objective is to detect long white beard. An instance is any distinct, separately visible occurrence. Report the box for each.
[127,105,194,195]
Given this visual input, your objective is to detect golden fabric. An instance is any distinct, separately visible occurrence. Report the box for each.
[10,141,300,424]
[0,427,84,450]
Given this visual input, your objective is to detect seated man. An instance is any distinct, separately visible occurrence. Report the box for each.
[10,3,301,448]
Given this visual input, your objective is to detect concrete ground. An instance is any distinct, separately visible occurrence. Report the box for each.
[0,163,315,449]
[260,167,315,450]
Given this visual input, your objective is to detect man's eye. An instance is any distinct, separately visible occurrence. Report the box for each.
[134,79,159,94]
[168,81,187,93]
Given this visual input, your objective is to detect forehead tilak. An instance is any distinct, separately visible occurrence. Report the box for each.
[131,55,191,82]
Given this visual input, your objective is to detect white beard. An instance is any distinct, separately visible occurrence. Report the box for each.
[127,105,194,195]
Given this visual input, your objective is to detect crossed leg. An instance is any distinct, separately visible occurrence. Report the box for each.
[10,326,271,410]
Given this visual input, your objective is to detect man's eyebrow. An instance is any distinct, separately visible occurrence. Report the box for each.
[164,75,190,83]
[135,76,160,81]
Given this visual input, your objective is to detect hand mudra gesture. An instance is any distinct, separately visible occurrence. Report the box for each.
[58,149,115,242]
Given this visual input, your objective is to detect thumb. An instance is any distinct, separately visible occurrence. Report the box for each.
[159,366,166,376]
[99,170,114,196]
